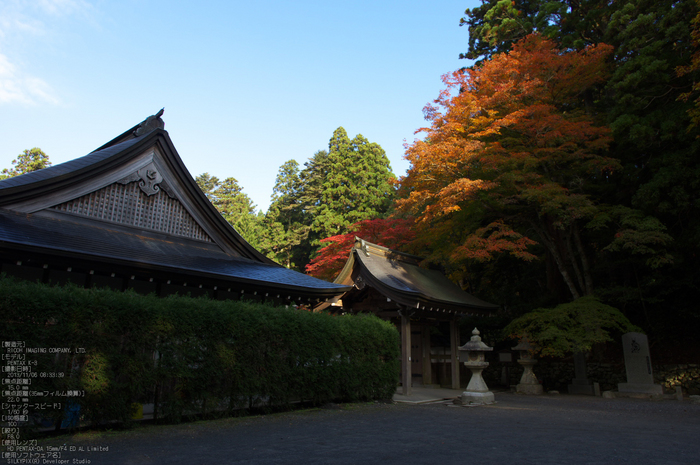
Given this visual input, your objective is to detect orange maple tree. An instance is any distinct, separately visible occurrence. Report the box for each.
[397,34,616,299]
[305,218,416,281]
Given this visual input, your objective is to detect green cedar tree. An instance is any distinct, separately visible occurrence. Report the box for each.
[311,127,396,241]
[208,177,262,249]
[195,172,220,200]
[260,160,311,268]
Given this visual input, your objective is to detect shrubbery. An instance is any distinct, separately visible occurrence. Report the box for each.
[0,276,399,428]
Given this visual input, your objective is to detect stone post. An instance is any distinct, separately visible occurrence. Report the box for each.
[618,332,663,395]
[568,352,595,395]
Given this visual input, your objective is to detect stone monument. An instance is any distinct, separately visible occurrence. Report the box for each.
[618,332,663,395]
[458,328,495,405]
[568,352,595,395]
[512,336,543,395]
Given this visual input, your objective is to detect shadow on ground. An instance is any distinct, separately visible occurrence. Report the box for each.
[36,392,700,464]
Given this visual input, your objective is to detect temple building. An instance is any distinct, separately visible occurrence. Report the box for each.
[320,238,499,395]
[0,111,350,305]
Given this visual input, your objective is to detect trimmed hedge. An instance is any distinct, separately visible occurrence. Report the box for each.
[0,276,399,427]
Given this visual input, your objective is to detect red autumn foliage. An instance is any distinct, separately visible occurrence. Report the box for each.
[305,218,416,281]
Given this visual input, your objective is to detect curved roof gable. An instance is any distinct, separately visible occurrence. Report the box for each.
[0,137,144,193]
[336,238,498,314]
[0,111,351,300]
[0,113,267,261]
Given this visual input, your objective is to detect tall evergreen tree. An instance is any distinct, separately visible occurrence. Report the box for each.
[195,174,262,249]
[194,172,220,200]
[311,127,396,240]
[260,130,395,273]
[212,177,261,247]
[260,160,310,268]
[298,150,330,222]
[460,0,615,60]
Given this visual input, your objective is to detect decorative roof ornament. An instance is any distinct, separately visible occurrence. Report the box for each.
[133,108,165,137]
[117,162,175,198]
[136,165,163,196]
[358,237,370,257]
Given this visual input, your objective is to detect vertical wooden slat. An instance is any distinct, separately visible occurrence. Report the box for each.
[87,191,94,218]
[108,184,115,221]
[401,310,412,396]
[451,318,460,390]
[422,324,432,386]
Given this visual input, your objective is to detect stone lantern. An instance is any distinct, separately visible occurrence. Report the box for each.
[458,328,495,404]
[512,336,543,395]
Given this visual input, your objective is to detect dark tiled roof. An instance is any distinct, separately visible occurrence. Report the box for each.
[0,136,147,191]
[0,209,349,294]
[334,239,498,313]
[355,249,498,310]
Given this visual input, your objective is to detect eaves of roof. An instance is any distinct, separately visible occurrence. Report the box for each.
[0,209,350,298]
[0,132,156,204]
[338,237,499,314]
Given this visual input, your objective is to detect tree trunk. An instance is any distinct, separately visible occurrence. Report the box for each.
[565,227,587,294]
[573,223,594,296]
[530,219,581,299]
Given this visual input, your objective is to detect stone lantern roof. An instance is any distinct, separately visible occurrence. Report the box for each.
[460,328,494,352]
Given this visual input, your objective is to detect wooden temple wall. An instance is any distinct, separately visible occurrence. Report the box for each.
[395,318,462,394]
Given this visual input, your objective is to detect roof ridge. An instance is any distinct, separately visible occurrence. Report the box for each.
[90,109,165,153]
[354,236,423,262]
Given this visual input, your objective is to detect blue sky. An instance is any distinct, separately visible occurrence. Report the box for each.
[0,0,478,211]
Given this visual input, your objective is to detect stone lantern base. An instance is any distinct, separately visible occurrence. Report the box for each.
[460,391,495,405]
[515,361,543,394]
[512,340,543,395]
[516,383,543,395]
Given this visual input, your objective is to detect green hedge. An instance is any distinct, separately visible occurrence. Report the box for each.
[0,276,399,427]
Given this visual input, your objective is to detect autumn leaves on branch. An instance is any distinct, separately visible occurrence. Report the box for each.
[393,34,675,302]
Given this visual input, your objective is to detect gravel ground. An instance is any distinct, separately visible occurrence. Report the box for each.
[32,393,700,465]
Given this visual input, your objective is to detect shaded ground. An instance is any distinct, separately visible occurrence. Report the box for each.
[35,392,700,464]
